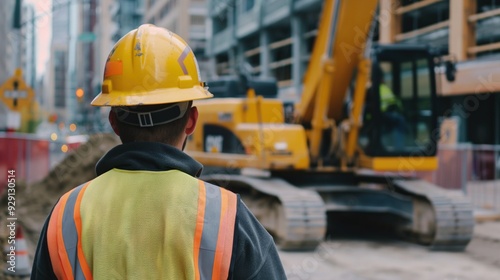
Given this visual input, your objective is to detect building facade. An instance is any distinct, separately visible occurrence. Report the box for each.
[71,0,99,131]
[143,0,210,78]
[207,0,323,100]
[207,0,500,144]
[44,0,100,131]
[0,0,15,130]
[0,1,15,85]
[21,3,37,90]
[1,1,37,91]
[45,0,71,123]
[111,0,143,41]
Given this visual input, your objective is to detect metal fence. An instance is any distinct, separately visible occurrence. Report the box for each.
[0,133,85,191]
[423,144,500,212]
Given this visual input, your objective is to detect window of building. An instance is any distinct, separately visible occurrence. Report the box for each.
[476,0,500,57]
[240,35,260,75]
[216,53,230,76]
[242,0,255,12]
[272,44,292,84]
[54,51,66,109]
[401,1,449,33]
[213,11,229,32]
[191,15,205,26]
[149,0,157,9]
[159,0,178,19]
[477,0,500,11]
[172,21,178,33]
[160,3,169,18]
[269,29,292,84]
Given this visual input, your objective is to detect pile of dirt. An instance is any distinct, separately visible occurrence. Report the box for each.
[1,133,119,277]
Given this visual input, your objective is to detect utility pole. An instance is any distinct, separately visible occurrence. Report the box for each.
[13,0,22,70]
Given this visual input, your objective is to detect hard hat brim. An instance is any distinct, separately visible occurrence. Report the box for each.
[91,86,213,107]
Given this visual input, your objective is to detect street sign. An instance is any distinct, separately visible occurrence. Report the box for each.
[0,68,34,112]
[4,90,28,99]
[78,32,96,42]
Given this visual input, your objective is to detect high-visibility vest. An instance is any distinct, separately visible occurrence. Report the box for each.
[47,170,238,280]
[380,84,402,112]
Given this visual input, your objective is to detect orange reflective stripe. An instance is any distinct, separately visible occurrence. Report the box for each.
[47,200,65,279]
[194,181,237,279]
[219,191,237,280]
[211,191,227,280]
[104,61,123,78]
[193,180,207,280]
[74,182,93,280]
[49,191,74,279]
[212,190,237,280]
[57,191,75,279]
[48,182,93,280]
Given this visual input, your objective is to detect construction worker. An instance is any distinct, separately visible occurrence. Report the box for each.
[31,24,286,279]
[379,79,403,114]
[378,71,406,150]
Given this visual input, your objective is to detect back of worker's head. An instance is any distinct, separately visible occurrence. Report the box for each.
[111,101,193,144]
[91,24,213,146]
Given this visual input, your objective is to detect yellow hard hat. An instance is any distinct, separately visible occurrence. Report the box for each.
[91,24,213,107]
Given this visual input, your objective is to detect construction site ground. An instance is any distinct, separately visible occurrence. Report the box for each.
[280,218,500,280]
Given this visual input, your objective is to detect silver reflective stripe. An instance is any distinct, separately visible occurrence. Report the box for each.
[199,182,222,280]
[177,46,191,75]
[61,183,86,280]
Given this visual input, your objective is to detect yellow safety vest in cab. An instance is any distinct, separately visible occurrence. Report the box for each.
[46,170,237,280]
[380,84,402,113]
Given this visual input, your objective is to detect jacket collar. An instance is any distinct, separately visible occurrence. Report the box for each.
[95,141,203,177]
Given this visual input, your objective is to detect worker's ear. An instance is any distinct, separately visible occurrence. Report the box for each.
[108,110,120,136]
[185,106,198,135]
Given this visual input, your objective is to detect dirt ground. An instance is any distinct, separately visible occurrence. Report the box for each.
[280,235,500,280]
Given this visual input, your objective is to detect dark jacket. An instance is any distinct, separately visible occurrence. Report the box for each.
[31,142,286,279]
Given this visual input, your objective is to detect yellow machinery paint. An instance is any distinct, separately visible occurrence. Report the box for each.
[359,156,439,172]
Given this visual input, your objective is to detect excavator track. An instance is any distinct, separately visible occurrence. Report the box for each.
[202,171,474,251]
[202,174,327,250]
[392,179,474,251]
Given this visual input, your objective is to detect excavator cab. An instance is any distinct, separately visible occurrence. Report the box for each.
[360,45,438,160]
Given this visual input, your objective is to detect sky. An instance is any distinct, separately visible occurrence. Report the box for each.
[26,0,52,78]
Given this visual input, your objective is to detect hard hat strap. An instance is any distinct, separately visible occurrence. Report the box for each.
[113,102,189,127]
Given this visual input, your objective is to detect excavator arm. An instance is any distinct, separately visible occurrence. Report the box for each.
[296,0,379,164]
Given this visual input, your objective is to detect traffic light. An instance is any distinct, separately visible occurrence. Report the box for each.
[76,88,84,102]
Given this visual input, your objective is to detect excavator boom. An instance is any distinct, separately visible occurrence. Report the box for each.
[297,0,378,164]
[298,0,378,123]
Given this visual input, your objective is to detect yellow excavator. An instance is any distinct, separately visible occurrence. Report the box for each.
[186,0,473,251]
